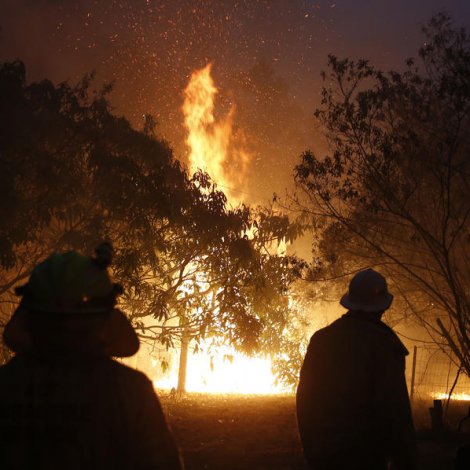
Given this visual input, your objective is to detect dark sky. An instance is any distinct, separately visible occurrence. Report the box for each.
[1,0,470,203]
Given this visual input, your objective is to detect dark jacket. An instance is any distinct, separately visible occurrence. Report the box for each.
[296,311,415,470]
[0,351,183,470]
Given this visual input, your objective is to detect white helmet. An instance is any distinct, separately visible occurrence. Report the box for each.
[340,268,393,312]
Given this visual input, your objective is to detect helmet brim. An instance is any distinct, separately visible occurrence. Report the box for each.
[340,292,394,313]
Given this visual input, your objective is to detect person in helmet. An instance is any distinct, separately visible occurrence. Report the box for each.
[0,243,183,470]
[296,269,415,470]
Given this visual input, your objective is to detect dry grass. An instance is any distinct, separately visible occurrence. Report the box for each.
[160,392,470,470]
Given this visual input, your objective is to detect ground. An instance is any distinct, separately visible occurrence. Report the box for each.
[159,393,470,470]
[162,394,305,470]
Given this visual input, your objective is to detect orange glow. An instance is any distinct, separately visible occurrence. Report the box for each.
[149,278,286,394]
[183,63,249,204]
[433,392,470,401]
[150,65,286,395]
[153,341,287,394]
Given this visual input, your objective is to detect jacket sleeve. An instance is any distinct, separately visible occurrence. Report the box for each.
[133,378,184,470]
[372,341,416,470]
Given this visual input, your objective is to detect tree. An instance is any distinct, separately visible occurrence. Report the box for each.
[122,194,301,393]
[0,59,190,328]
[0,61,298,393]
[293,14,470,374]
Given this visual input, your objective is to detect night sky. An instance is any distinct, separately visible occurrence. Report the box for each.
[1,0,470,203]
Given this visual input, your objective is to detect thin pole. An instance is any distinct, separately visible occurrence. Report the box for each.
[445,367,462,419]
[410,346,417,402]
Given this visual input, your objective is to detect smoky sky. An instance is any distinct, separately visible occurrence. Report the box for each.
[1,0,470,203]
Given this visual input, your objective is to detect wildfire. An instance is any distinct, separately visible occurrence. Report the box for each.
[148,64,286,395]
[154,341,286,394]
[433,392,470,401]
[182,63,249,204]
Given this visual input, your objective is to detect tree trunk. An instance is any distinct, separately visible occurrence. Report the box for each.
[177,329,190,394]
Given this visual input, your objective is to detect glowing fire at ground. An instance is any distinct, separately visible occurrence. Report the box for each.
[433,392,470,401]
[150,64,285,395]
[154,342,287,394]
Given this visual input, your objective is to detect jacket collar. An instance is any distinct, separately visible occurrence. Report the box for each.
[343,310,409,356]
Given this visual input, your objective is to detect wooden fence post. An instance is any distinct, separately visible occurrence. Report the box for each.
[429,399,444,432]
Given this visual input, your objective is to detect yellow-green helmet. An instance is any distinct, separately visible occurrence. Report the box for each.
[15,242,121,314]
[5,242,139,357]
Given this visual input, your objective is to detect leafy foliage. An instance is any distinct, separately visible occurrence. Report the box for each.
[294,14,470,373]
[0,62,297,381]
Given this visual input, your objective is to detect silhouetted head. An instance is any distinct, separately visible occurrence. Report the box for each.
[340,269,393,315]
[4,242,139,357]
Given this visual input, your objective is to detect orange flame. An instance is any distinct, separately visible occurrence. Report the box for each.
[147,65,285,395]
[433,391,470,401]
[183,63,249,204]
[154,341,287,394]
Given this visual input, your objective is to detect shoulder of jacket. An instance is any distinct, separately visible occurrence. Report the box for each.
[307,318,343,346]
[108,359,154,386]
[350,317,409,356]
[0,355,27,375]
[308,315,408,356]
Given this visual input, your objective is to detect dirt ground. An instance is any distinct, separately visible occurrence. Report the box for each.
[162,394,305,470]
[160,392,470,470]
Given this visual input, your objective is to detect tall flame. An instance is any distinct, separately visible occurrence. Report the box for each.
[150,65,286,395]
[183,63,249,204]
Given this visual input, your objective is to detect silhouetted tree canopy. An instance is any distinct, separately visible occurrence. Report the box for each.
[0,61,298,380]
[0,60,187,267]
[294,14,470,374]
